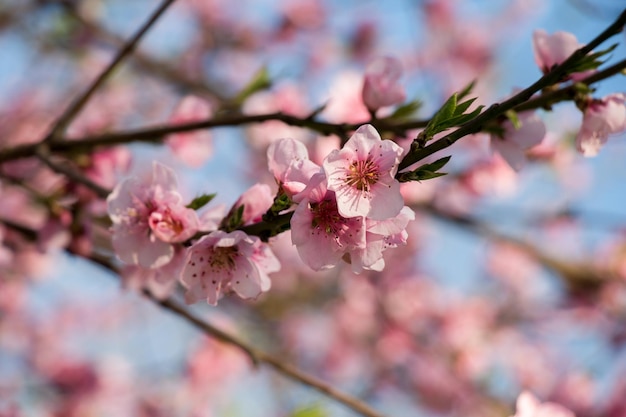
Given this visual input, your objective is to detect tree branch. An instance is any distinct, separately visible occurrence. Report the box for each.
[46,0,179,140]
[399,8,626,170]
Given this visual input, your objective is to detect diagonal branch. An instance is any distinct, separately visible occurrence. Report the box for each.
[399,8,626,170]
[46,0,179,140]
[23,245,388,417]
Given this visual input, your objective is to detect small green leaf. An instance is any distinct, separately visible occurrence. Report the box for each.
[263,193,293,221]
[454,97,477,116]
[397,156,451,182]
[424,93,458,138]
[422,155,451,172]
[234,67,272,105]
[441,105,484,128]
[569,43,618,74]
[389,100,423,120]
[505,110,521,129]
[186,193,216,210]
[458,80,476,100]
[291,404,327,417]
[221,204,245,232]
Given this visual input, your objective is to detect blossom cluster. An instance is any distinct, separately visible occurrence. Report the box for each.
[106,123,415,305]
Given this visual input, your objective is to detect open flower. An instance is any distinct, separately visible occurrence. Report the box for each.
[181,230,280,305]
[291,173,366,271]
[107,162,199,268]
[323,124,404,220]
[490,111,546,171]
[350,206,415,273]
[576,93,626,157]
[362,56,406,111]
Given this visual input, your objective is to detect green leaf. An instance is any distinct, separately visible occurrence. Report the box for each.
[569,43,618,74]
[424,93,458,138]
[397,156,451,182]
[263,192,293,221]
[441,105,484,128]
[389,100,423,120]
[458,80,476,100]
[504,110,521,129]
[290,405,327,417]
[454,97,477,116]
[186,193,216,210]
[233,67,272,105]
[221,204,245,232]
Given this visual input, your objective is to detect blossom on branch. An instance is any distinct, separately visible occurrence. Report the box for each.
[361,56,406,111]
[532,30,582,75]
[267,137,321,197]
[181,230,280,305]
[576,93,626,157]
[106,162,200,268]
[323,124,404,220]
[291,173,366,271]
[490,111,546,171]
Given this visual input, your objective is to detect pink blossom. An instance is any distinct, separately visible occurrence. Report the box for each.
[267,137,321,196]
[198,204,227,232]
[323,124,404,220]
[84,146,132,189]
[181,230,280,305]
[349,206,415,273]
[232,183,274,225]
[121,248,187,300]
[322,71,371,124]
[510,391,576,417]
[490,111,546,171]
[166,95,213,167]
[290,173,366,271]
[107,162,200,268]
[533,30,582,74]
[576,93,626,157]
[361,56,406,111]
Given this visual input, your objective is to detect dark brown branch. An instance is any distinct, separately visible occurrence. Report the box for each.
[47,0,179,139]
[398,8,626,170]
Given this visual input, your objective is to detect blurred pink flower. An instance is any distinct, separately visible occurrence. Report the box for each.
[323,124,404,220]
[533,30,582,74]
[576,93,626,157]
[490,111,546,171]
[350,206,415,273]
[107,162,200,268]
[166,95,213,167]
[361,56,406,111]
[231,183,274,224]
[267,137,321,196]
[511,391,576,417]
[181,230,279,305]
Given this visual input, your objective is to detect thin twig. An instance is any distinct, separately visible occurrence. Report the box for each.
[47,0,179,140]
[80,252,388,417]
[399,8,626,170]
[34,144,110,198]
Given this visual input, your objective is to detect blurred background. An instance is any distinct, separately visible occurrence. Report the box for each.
[1,0,626,416]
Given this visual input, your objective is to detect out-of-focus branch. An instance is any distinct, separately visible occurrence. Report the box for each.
[52,0,228,101]
[46,0,179,140]
[0,230,387,417]
[399,8,626,170]
[417,203,618,295]
[34,144,109,198]
[0,55,624,165]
